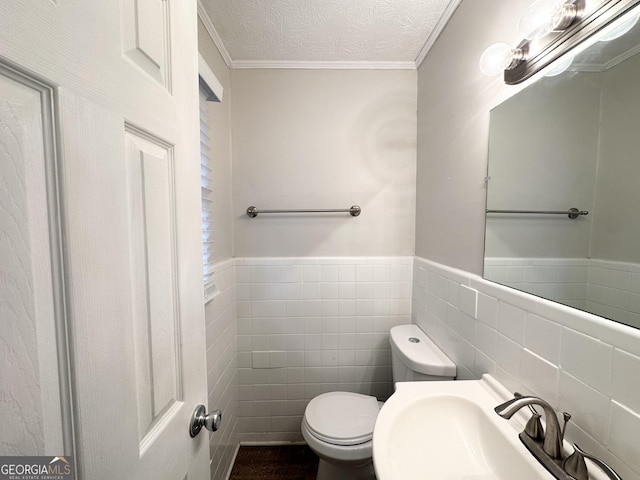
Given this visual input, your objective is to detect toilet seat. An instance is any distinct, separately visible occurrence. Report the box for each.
[304,392,380,446]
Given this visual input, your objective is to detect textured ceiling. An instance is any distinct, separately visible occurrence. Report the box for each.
[200,0,459,67]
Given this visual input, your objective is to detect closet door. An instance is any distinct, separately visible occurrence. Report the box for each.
[0,1,210,479]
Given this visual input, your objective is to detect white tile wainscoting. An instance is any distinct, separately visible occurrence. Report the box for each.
[234,256,413,443]
[204,258,239,480]
[485,257,640,328]
[205,255,640,480]
[484,257,589,309]
[413,256,640,480]
[585,259,640,328]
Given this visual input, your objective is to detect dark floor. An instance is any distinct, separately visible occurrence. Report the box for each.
[229,445,318,480]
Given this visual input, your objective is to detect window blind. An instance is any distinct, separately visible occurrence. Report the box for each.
[199,87,217,302]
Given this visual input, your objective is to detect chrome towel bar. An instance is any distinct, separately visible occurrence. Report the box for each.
[247,205,361,218]
[486,207,589,219]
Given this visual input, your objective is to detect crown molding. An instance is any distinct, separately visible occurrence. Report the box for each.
[415,0,463,68]
[601,41,640,70]
[197,0,232,68]
[572,41,640,72]
[198,0,458,71]
[229,60,417,70]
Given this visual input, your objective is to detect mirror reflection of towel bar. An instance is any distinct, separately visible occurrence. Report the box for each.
[486,207,589,219]
[247,205,361,218]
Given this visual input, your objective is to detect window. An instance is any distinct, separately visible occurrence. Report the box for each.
[198,54,223,303]
[199,87,217,302]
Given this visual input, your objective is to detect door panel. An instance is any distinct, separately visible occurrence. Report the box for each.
[121,0,172,88]
[0,0,209,478]
[124,126,181,445]
[0,65,66,457]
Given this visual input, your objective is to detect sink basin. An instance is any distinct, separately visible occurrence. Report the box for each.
[373,376,552,480]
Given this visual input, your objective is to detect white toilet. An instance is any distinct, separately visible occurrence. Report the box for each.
[301,324,456,480]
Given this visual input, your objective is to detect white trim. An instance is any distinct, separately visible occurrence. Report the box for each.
[238,441,308,446]
[223,443,241,480]
[415,0,462,68]
[229,60,417,70]
[197,0,233,67]
[569,63,607,72]
[198,53,224,101]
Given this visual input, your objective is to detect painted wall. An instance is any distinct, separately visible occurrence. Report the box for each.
[591,52,640,263]
[231,68,417,257]
[482,53,640,330]
[416,0,640,272]
[484,50,640,264]
[485,72,601,259]
[198,19,238,480]
[416,0,531,273]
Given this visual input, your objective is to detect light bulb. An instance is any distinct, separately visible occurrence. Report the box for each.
[599,13,640,41]
[479,43,524,76]
[519,0,577,40]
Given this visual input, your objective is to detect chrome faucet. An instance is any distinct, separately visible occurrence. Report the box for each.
[494,395,565,460]
[495,394,625,480]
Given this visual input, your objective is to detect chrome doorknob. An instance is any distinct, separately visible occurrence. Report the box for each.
[189,404,222,438]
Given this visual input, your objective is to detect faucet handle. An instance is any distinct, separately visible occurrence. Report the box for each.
[564,444,624,480]
[514,392,544,441]
[564,445,588,480]
[524,412,545,441]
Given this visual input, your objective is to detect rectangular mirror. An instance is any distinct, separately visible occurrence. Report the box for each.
[484,6,640,329]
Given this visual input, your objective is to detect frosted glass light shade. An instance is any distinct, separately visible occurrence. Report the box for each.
[479,43,523,76]
[599,13,640,41]
[544,54,574,76]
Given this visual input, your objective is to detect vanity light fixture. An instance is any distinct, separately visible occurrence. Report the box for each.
[479,0,581,77]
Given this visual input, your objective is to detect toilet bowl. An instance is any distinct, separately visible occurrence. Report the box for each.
[301,324,456,480]
[301,391,380,480]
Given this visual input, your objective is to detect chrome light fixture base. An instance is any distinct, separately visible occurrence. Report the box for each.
[551,3,579,31]
[507,48,526,70]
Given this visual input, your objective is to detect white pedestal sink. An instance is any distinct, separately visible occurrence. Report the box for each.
[373,375,554,480]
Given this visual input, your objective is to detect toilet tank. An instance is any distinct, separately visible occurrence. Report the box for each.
[389,324,456,383]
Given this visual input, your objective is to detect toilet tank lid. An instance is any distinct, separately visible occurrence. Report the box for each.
[389,324,456,377]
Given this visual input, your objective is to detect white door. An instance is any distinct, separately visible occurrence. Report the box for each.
[0,1,210,479]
